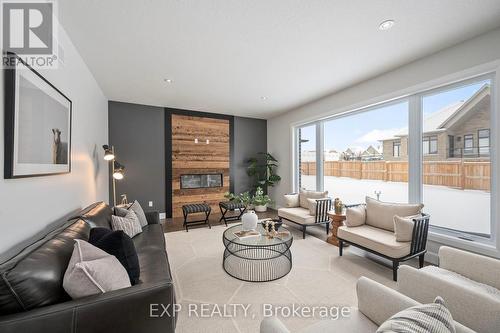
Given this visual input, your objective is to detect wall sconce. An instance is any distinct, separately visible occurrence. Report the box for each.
[194,138,210,144]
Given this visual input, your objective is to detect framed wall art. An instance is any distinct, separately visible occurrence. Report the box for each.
[4,52,72,178]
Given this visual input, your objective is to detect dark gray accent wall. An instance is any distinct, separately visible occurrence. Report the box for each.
[108,101,165,212]
[108,101,267,214]
[233,117,267,194]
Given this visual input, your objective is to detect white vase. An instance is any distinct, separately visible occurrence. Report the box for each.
[254,204,267,212]
[241,210,258,231]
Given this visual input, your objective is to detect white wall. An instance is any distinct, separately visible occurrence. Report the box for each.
[268,27,500,261]
[0,26,109,253]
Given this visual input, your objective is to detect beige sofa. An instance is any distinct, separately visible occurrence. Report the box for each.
[398,246,500,333]
[337,197,429,281]
[277,189,331,239]
[260,277,475,333]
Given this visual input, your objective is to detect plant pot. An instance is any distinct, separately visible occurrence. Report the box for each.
[241,210,258,231]
[254,204,268,212]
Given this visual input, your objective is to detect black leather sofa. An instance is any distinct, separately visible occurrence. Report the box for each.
[0,202,176,333]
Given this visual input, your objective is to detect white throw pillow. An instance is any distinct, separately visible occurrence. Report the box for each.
[283,193,300,208]
[111,209,142,238]
[345,205,366,227]
[307,198,318,215]
[394,215,420,242]
[365,196,423,232]
[63,240,131,299]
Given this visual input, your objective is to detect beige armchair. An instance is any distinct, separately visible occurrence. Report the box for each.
[260,277,474,333]
[398,246,500,333]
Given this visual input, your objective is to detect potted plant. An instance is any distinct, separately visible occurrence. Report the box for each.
[247,152,281,192]
[252,187,272,212]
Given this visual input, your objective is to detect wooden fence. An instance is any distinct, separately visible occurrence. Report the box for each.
[301,160,490,191]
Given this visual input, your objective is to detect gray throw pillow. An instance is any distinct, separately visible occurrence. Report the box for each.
[130,200,148,228]
[114,206,129,217]
[111,209,142,238]
[377,296,456,333]
[63,240,131,299]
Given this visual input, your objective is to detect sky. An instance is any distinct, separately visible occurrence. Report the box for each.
[300,80,490,152]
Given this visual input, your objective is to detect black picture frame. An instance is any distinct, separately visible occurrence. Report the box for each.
[4,52,72,178]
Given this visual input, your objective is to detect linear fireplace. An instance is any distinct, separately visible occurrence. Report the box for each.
[180,174,223,189]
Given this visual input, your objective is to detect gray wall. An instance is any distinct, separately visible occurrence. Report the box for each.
[108,101,165,212]
[108,102,267,214]
[233,117,267,194]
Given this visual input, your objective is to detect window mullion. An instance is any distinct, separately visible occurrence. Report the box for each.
[316,122,324,191]
[409,95,422,204]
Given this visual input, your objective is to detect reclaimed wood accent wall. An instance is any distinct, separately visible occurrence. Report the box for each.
[171,114,230,217]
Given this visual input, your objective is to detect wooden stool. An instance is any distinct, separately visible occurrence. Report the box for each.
[182,203,211,231]
[327,211,348,247]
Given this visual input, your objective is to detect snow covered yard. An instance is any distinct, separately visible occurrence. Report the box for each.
[301,175,490,236]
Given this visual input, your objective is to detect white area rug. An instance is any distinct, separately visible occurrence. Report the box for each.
[165,224,396,333]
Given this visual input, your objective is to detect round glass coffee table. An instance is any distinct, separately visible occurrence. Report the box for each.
[222,223,293,282]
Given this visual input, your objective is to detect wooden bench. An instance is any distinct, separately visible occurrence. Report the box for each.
[219,201,246,226]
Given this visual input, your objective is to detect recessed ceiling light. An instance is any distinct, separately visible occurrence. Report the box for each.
[164,78,173,83]
[260,96,267,101]
[379,20,395,31]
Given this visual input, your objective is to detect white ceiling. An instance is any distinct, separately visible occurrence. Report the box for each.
[59,0,500,119]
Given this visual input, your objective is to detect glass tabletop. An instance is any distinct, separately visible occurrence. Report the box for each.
[223,223,292,247]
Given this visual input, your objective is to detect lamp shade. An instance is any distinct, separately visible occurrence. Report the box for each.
[102,145,115,161]
[113,161,125,180]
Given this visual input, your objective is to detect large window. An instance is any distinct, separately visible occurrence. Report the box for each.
[295,73,495,242]
[321,101,409,204]
[422,78,492,238]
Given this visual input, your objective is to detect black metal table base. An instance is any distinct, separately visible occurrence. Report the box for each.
[222,227,293,282]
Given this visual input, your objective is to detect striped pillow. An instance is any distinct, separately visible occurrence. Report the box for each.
[377,296,456,333]
[111,210,142,238]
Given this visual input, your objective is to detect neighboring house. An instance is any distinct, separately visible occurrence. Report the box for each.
[300,150,316,162]
[340,147,364,160]
[324,149,340,161]
[360,145,383,161]
[301,150,340,162]
[382,84,491,161]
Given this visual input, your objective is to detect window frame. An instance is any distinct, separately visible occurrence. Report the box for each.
[463,134,474,155]
[423,135,438,155]
[478,128,490,155]
[393,141,401,157]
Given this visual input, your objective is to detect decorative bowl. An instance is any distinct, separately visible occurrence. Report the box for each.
[261,219,283,232]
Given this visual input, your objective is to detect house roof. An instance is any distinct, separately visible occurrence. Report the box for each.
[383,84,490,140]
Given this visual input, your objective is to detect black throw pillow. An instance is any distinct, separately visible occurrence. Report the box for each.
[89,227,140,285]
